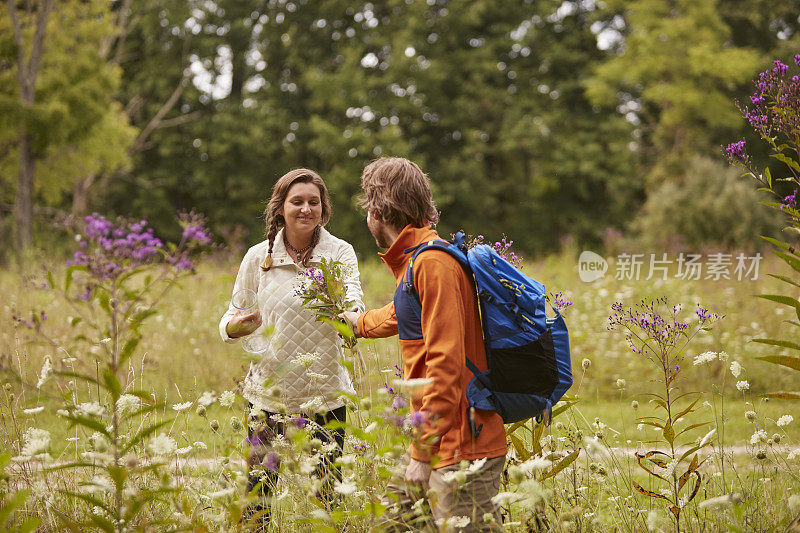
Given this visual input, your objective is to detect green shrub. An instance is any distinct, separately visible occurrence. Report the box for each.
[631,156,780,250]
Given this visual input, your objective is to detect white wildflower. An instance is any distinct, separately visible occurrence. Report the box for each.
[491,491,524,506]
[23,406,44,415]
[365,422,378,433]
[307,371,329,381]
[56,409,69,417]
[209,487,235,500]
[466,457,487,473]
[584,436,610,458]
[219,390,235,407]
[777,415,794,427]
[299,397,323,412]
[616,378,626,388]
[736,380,750,392]
[300,455,321,475]
[693,351,717,365]
[647,510,660,531]
[172,401,193,412]
[730,361,743,378]
[519,455,553,474]
[292,352,320,368]
[116,394,141,416]
[440,515,470,529]
[148,433,177,456]
[61,357,77,363]
[176,446,193,456]
[333,479,357,495]
[698,428,717,447]
[392,378,434,391]
[337,454,356,466]
[788,449,798,461]
[271,434,290,450]
[750,429,768,446]
[193,441,208,450]
[85,475,115,494]
[789,494,800,514]
[77,402,105,418]
[197,391,218,407]
[20,428,50,457]
[717,351,729,361]
[36,356,52,389]
[441,470,467,484]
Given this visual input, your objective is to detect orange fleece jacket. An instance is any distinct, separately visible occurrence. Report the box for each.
[357,225,507,467]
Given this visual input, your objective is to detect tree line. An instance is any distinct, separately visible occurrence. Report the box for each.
[2,0,799,258]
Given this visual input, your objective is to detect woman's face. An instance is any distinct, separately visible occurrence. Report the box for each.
[281,182,323,234]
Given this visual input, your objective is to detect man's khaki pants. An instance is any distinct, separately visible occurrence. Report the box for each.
[380,455,505,532]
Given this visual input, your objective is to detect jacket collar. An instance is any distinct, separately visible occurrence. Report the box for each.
[269,227,334,268]
[379,224,440,274]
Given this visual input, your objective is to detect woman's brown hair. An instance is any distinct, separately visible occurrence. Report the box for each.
[261,168,332,271]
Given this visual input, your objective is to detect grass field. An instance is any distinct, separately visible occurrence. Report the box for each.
[1,247,799,531]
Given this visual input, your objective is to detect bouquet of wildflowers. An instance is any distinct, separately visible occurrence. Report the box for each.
[463,232,523,268]
[296,258,366,378]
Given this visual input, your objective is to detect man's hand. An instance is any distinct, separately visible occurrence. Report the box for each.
[405,458,431,491]
[225,309,262,338]
[339,311,362,338]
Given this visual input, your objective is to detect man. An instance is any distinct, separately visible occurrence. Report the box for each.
[343,157,507,531]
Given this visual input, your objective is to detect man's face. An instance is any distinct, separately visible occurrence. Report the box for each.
[367,211,391,249]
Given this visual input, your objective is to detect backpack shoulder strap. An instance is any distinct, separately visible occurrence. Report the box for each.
[403,235,490,385]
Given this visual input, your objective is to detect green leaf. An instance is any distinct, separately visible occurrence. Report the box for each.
[761,236,793,252]
[663,420,675,445]
[761,391,800,400]
[771,152,800,172]
[64,415,111,438]
[130,308,158,324]
[632,481,671,501]
[767,274,800,289]
[64,265,86,294]
[775,251,800,273]
[102,368,122,400]
[0,489,30,526]
[509,434,531,461]
[540,449,579,480]
[121,419,173,455]
[754,294,800,309]
[98,290,111,315]
[752,339,800,352]
[53,369,100,386]
[119,338,140,367]
[18,517,42,533]
[756,355,800,371]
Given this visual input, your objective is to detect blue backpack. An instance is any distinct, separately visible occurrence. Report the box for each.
[404,232,573,435]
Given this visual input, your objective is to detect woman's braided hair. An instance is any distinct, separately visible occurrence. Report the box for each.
[260,169,331,271]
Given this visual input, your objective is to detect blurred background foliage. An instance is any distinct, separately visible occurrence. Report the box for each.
[1,0,799,259]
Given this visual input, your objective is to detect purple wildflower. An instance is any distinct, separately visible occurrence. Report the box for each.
[409,411,426,427]
[795,55,800,67]
[289,417,309,429]
[264,452,280,472]
[394,364,403,379]
[774,60,789,75]
[392,396,407,411]
[781,189,798,210]
[724,141,747,162]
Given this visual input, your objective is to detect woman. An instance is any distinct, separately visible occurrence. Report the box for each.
[219,168,364,518]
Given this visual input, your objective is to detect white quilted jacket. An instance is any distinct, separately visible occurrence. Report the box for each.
[219,228,364,413]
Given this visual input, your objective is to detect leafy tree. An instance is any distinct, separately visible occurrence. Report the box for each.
[1,0,136,251]
[585,0,761,185]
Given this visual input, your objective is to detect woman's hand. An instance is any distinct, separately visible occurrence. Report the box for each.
[226,309,263,338]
